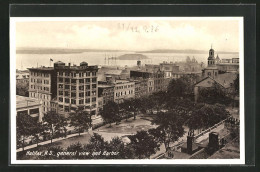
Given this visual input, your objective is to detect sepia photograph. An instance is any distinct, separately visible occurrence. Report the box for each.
[10,17,244,164]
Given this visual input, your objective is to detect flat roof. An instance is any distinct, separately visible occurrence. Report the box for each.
[27,67,54,71]
[16,95,41,109]
[113,80,134,84]
[98,84,114,88]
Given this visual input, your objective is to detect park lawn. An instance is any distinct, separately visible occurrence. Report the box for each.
[96,114,157,134]
[18,114,156,160]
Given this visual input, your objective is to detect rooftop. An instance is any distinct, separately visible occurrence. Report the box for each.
[27,67,54,71]
[16,95,41,109]
[113,79,133,84]
[98,84,114,88]
[105,70,122,75]
[215,73,237,88]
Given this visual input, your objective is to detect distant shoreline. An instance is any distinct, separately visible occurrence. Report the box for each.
[16,48,239,55]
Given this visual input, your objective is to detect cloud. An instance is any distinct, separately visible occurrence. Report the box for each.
[16,19,240,52]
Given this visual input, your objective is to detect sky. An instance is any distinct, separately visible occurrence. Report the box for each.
[15,18,241,52]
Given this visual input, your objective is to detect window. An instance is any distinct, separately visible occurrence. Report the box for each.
[86,72,90,76]
[79,93,84,97]
[92,84,96,88]
[44,80,49,84]
[92,72,96,76]
[59,97,63,102]
[79,86,84,91]
[65,78,70,83]
[65,85,70,89]
[59,105,63,109]
[79,99,84,104]
[65,98,70,103]
[86,78,90,83]
[92,91,96,96]
[71,92,76,98]
[59,91,63,95]
[45,87,49,91]
[71,99,76,104]
[92,78,97,82]
[79,79,84,83]
[208,72,211,76]
[59,84,63,88]
[65,91,69,96]
[65,106,69,112]
[92,97,96,102]
[85,98,90,103]
[71,79,76,83]
[71,86,76,90]
[86,85,90,89]
[86,91,90,96]
[29,108,39,114]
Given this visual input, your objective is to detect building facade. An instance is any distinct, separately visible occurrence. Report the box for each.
[28,67,57,113]
[113,80,135,103]
[16,95,43,122]
[55,61,99,117]
[202,48,219,79]
[98,84,115,105]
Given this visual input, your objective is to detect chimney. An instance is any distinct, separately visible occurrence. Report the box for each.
[68,63,71,67]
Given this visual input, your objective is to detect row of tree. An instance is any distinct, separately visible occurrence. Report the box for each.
[17,106,92,151]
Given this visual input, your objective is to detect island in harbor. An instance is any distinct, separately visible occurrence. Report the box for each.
[117,54,149,60]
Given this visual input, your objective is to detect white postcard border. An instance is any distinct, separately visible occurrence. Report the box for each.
[10,17,244,165]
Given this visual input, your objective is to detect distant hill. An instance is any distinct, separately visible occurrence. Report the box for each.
[16,47,124,54]
[117,54,149,60]
[137,49,239,54]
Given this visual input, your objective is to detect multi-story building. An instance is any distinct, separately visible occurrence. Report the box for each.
[98,84,114,105]
[153,70,165,92]
[55,61,99,117]
[130,70,154,95]
[113,80,135,103]
[130,68,166,94]
[159,62,180,78]
[216,57,239,73]
[16,70,30,84]
[28,66,57,113]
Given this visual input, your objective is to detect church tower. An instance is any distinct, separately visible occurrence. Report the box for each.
[208,46,216,67]
[202,46,219,79]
